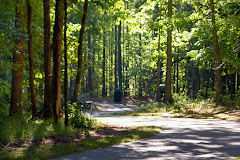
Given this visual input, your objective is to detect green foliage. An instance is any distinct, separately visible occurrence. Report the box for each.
[68,103,95,128]
[0,113,82,147]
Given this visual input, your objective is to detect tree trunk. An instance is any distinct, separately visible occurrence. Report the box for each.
[73,0,88,103]
[164,0,173,103]
[52,0,64,123]
[221,74,227,96]
[176,51,179,93]
[118,21,122,91]
[191,61,195,98]
[138,32,142,97]
[87,34,93,93]
[156,57,162,102]
[26,0,36,118]
[210,0,221,103]
[43,0,52,118]
[64,0,68,126]
[156,4,162,102]
[114,25,118,89]
[102,29,106,96]
[10,0,26,115]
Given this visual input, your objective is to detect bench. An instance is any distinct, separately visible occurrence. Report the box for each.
[78,95,93,115]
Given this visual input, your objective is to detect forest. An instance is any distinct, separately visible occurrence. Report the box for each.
[0,0,240,159]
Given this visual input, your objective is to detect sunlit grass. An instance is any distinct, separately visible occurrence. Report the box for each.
[111,94,240,121]
[0,113,100,147]
[0,126,161,160]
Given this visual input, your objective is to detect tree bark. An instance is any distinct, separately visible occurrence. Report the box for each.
[43,0,52,118]
[64,0,68,126]
[164,0,173,103]
[156,4,162,102]
[156,57,162,102]
[114,25,118,89]
[73,0,88,103]
[138,32,142,97]
[102,29,106,96]
[52,0,64,123]
[210,0,221,103]
[118,21,122,91]
[176,51,179,93]
[87,34,93,93]
[10,0,25,115]
[26,0,37,118]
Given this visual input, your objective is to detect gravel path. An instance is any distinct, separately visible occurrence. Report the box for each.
[53,103,240,160]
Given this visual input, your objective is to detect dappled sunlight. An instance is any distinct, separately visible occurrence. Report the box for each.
[85,116,240,160]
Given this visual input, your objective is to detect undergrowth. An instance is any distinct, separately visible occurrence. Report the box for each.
[0,103,100,147]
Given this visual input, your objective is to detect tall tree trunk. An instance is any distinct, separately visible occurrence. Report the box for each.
[52,0,64,123]
[110,25,114,94]
[164,0,173,103]
[156,4,162,102]
[173,57,176,93]
[73,0,88,103]
[118,21,122,91]
[102,29,106,96]
[114,25,118,89]
[210,0,221,103]
[138,32,142,97]
[156,57,162,102]
[10,0,26,115]
[26,0,36,118]
[43,0,52,118]
[176,51,179,93]
[195,62,201,93]
[191,61,195,98]
[64,0,68,126]
[87,34,93,93]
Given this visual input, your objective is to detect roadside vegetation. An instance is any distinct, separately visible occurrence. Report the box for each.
[112,94,240,121]
[0,124,161,160]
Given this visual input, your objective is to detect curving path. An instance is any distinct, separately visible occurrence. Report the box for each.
[53,103,240,160]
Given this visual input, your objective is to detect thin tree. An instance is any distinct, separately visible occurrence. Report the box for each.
[64,0,68,126]
[114,25,118,89]
[73,0,88,103]
[10,0,26,115]
[26,0,37,118]
[164,0,173,103]
[210,0,221,103]
[43,0,52,118]
[102,29,106,96]
[52,0,64,123]
[118,21,122,91]
[87,33,93,93]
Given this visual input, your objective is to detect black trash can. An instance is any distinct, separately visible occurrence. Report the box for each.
[159,84,165,98]
[114,89,122,102]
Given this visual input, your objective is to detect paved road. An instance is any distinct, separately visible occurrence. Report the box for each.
[87,102,138,116]
[53,103,240,160]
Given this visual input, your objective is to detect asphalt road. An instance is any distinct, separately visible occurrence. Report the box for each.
[53,103,240,160]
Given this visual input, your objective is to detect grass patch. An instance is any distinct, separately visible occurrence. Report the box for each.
[111,94,240,121]
[0,113,100,147]
[0,126,161,160]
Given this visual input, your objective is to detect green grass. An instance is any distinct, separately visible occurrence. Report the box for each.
[111,94,240,121]
[0,126,161,160]
[0,113,100,147]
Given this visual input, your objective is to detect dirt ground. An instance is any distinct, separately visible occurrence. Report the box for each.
[4,125,132,151]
